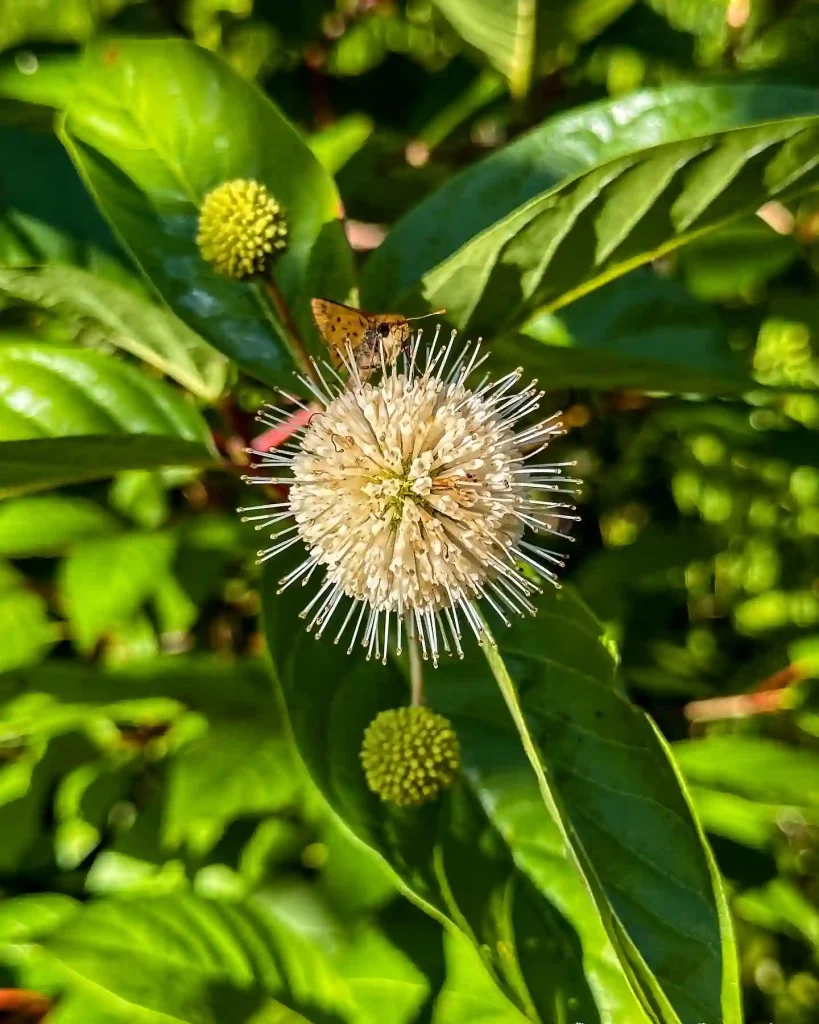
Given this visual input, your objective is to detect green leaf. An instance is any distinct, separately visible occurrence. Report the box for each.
[0,894,78,943]
[675,735,819,807]
[264,567,635,1022]
[363,81,819,310]
[0,50,80,108]
[59,532,176,653]
[0,436,216,499]
[309,115,374,176]
[60,37,355,389]
[0,342,215,495]
[164,700,301,857]
[264,564,741,1023]
[503,268,752,394]
[676,215,799,302]
[338,916,532,1024]
[432,0,537,97]
[0,266,230,402]
[0,560,55,671]
[733,880,819,947]
[0,125,126,273]
[11,892,362,1024]
[0,343,211,443]
[383,116,819,342]
[0,495,119,556]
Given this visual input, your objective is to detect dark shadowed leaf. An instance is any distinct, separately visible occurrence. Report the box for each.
[263,560,740,1023]
[0,437,216,499]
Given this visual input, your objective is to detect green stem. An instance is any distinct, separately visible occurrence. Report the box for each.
[406,611,424,707]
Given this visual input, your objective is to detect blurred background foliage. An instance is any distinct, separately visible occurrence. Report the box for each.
[0,2,818,1023]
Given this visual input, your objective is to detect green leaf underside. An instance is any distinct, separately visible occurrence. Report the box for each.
[263,562,739,1024]
[392,117,819,339]
[59,37,355,389]
[0,437,215,498]
[363,81,819,310]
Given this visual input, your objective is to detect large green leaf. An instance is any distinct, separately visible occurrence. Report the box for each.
[363,81,819,310]
[7,892,362,1024]
[0,266,230,402]
[264,565,638,1024]
[0,436,216,499]
[0,343,210,443]
[264,564,740,1023]
[372,114,819,341]
[432,0,537,97]
[60,37,355,389]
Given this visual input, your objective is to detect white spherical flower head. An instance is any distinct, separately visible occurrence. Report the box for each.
[240,330,580,665]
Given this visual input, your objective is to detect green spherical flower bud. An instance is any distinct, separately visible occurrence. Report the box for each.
[360,706,460,808]
[197,178,287,280]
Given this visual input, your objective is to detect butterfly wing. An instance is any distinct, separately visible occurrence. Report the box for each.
[310,298,374,368]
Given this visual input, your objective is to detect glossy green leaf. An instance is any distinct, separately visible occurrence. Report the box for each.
[60,37,355,389]
[379,115,819,341]
[432,0,537,97]
[0,266,230,402]
[0,343,211,443]
[59,532,176,653]
[0,495,119,556]
[0,342,215,495]
[0,436,216,499]
[10,892,362,1024]
[264,563,741,1023]
[363,81,819,309]
[675,735,819,807]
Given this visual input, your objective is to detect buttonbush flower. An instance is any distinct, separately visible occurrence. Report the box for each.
[197,178,287,280]
[361,706,460,806]
[240,329,580,664]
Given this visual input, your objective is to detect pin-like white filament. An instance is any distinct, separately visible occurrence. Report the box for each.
[240,330,579,666]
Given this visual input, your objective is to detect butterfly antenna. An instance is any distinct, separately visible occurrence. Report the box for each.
[404,308,446,323]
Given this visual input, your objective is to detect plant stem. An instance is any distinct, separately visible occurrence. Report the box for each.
[405,611,424,707]
[260,275,318,385]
